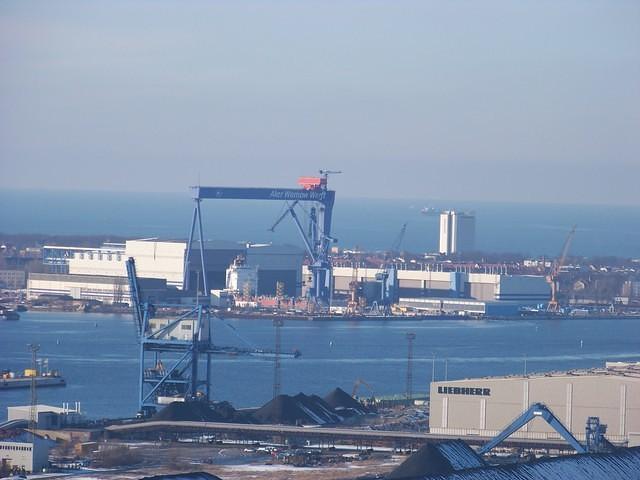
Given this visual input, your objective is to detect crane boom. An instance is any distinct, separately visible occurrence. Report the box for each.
[391,222,408,253]
[557,225,576,273]
[546,225,577,312]
[352,378,374,398]
[126,257,144,337]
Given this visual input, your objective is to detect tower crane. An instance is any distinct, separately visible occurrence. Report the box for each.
[546,225,576,313]
[390,222,408,256]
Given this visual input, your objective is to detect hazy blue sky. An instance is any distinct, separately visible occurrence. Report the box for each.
[1,1,638,204]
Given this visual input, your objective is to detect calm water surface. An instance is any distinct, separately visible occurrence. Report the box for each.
[1,312,639,419]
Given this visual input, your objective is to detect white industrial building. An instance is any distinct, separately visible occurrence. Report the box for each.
[7,403,85,430]
[398,297,524,316]
[0,433,52,474]
[30,239,304,302]
[27,273,167,304]
[64,239,186,288]
[328,266,548,309]
[439,210,475,255]
[429,362,640,447]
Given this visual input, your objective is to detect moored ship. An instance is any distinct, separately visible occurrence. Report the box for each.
[0,363,66,390]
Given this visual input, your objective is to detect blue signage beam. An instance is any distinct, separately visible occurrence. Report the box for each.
[193,186,335,206]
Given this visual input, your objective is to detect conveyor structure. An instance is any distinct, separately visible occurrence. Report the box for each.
[478,402,615,455]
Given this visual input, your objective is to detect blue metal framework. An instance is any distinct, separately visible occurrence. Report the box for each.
[127,257,299,414]
[184,177,337,306]
[374,267,399,315]
[127,258,212,414]
[478,402,587,454]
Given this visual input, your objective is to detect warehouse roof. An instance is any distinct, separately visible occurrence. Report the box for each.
[422,446,640,480]
[434,361,640,383]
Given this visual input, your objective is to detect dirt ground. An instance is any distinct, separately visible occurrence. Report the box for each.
[51,441,405,480]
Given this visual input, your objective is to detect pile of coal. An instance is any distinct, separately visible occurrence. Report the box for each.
[386,441,485,479]
[152,401,226,422]
[209,401,256,423]
[252,393,343,425]
[152,387,369,426]
[323,387,369,416]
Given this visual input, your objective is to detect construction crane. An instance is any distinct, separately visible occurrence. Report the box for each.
[352,378,374,398]
[372,224,404,316]
[346,248,364,315]
[390,222,408,255]
[546,225,576,313]
[319,169,342,179]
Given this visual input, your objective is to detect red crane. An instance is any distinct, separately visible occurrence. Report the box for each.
[546,225,576,312]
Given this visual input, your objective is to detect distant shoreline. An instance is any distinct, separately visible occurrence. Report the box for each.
[14,306,640,322]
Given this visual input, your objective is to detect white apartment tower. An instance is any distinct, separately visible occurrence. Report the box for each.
[439,210,475,255]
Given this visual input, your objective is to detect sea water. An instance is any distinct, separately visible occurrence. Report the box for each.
[1,311,639,419]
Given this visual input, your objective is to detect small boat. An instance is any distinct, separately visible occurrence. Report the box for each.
[420,207,438,215]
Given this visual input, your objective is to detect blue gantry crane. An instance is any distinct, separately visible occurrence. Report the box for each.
[126,258,299,415]
[183,171,339,307]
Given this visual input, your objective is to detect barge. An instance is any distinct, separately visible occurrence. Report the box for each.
[1,368,66,390]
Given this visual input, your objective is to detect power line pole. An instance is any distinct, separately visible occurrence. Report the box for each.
[406,333,416,402]
[273,319,284,399]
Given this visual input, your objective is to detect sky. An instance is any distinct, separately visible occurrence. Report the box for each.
[1,1,639,205]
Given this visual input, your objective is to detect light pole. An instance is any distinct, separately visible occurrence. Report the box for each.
[431,353,436,384]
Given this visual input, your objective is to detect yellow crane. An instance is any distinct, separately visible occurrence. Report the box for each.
[352,378,374,399]
[546,225,576,312]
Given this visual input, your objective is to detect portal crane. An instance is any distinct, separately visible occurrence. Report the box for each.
[126,258,299,415]
[546,225,576,312]
[374,223,404,315]
[185,173,338,307]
